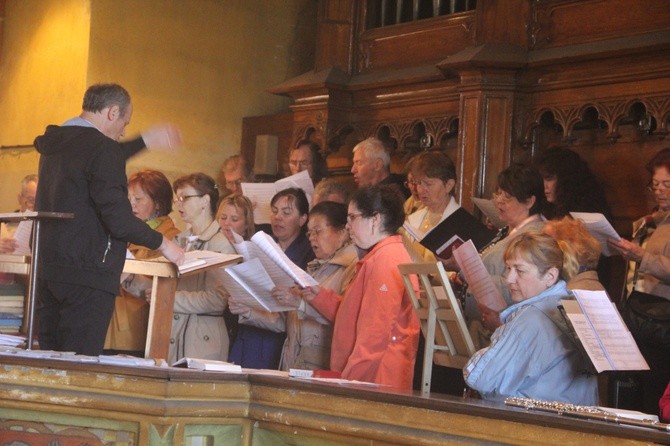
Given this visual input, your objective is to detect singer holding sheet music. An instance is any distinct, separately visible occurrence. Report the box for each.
[464,164,546,348]
[464,231,598,405]
[228,188,315,369]
[168,173,236,365]
[299,185,420,390]
[401,151,458,263]
[273,201,358,371]
[608,147,670,416]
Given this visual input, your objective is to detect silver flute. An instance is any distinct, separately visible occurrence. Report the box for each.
[505,397,670,432]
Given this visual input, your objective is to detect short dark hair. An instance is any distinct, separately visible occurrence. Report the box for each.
[646,148,670,175]
[310,201,347,230]
[410,150,457,183]
[293,140,329,183]
[497,163,545,216]
[128,169,173,217]
[351,185,405,234]
[82,83,131,117]
[271,187,310,217]
[173,172,219,217]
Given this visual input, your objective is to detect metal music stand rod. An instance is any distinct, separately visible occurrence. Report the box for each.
[0,211,74,349]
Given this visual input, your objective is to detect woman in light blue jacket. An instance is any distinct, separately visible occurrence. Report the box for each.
[464,231,598,406]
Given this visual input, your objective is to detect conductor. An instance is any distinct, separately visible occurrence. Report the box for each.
[33,83,185,356]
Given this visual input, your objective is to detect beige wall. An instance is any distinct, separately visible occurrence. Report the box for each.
[0,0,314,218]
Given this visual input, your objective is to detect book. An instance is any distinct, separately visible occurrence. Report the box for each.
[453,240,507,312]
[172,357,242,372]
[569,212,621,257]
[220,231,318,312]
[288,368,342,379]
[472,197,505,229]
[407,207,496,260]
[151,250,242,275]
[234,231,318,288]
[240,170,314,224]
[561,289,649,373]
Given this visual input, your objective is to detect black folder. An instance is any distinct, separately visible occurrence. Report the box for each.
[419,207,496,259]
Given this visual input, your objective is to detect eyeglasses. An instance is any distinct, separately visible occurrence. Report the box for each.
[492,191,514,204]
[647,181,670,192]
[346,213,365,223]
[289,160,312,168]
[306,226,330,238]
[173,194,204,203]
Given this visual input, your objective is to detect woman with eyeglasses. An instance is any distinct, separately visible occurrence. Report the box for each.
[228,187,315,369]
[401,150,458,262]
[271,201,358,370]
[609,147,670,415]
[464,163,546,347]
[105,169,181,355]
[167,172,236,365]
[299,185,420,390]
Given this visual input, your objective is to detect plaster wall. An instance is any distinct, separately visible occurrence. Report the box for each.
[0,0,314,220]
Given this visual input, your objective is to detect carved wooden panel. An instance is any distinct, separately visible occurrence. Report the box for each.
[355,12,475,74]
[529,0,670,50]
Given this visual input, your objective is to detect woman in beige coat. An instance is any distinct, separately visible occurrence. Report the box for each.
[168,173,235,365]
[272,201,357,370]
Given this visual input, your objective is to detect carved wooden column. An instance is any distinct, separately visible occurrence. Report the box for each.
[438,45,526,211]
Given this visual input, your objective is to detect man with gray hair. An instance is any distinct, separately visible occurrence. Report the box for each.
[351,137,409,198]
[312,178,351,205]
[33,83,185,355]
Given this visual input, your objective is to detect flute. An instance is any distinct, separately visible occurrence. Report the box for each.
[505,397,670,433]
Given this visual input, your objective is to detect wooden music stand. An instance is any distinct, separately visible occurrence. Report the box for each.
[0,211,74,349]
[399,262,476,395]
[122,254,241,360]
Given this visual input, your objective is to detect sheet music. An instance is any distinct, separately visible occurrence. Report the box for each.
[275,170,314,203]
[566,290,649,372]
[221,258,296,312]
[241,171,315,224]
[234,239,296,287]
[251,232,318,287]
[472,197,505,229]
[569,212,621,257]
[453,240,506,312]
[12,220,32,255]
[240,182,275,224]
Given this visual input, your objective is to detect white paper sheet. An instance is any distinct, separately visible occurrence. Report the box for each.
[564,289,649,372]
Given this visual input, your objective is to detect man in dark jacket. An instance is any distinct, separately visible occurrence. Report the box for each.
[34,83,184,356]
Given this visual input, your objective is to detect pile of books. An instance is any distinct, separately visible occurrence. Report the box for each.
[0,283,24,334]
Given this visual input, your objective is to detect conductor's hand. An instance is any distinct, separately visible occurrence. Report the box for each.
[141,124,182,151]
[159,236,185,265]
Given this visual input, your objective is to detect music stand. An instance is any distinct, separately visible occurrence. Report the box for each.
[0,211,74,349]
[399,261,476,395]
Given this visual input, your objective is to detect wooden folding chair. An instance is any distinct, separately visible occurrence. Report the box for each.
[399,262,476,395]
